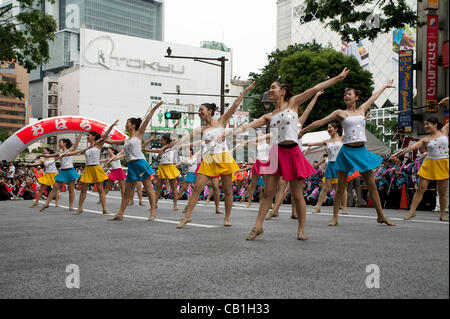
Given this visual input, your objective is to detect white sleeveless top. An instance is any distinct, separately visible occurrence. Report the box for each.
[110,159,122,170]
[160,149,175,164]
[342,114,366,144]
[203,128,229,154]
[124,137,145,162]
[44,159,58,173]
[270,109,299,144]
[187,157,198,173]
[60,156,74,169]
[85,148,101,166]
[427,136,449,159]
[256,143,271,161]
[326,141,343,162]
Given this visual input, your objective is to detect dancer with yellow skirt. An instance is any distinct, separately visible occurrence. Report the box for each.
[165,82,256,228]
[22,147,60,208]
[144,134,181,211]
[390,116,449,222]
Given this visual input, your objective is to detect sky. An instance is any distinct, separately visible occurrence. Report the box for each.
[163,0,277,79]
[0,0,277,78]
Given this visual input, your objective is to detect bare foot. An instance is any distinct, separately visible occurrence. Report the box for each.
[377,217,396,226]
[139,201,145,206]
[108,214,123,221]
[244,202,252,208]
[69,207,75,212]
[204,199,210,206]
[30,202,38,208]
[224,220,232,227]
[265,210,276,220]
[328,219,338,226]
[39,205,49,212]
[290,214,298,219]
[97,200,101,205]
[74,209,83,215]
[216,209,224,214]
[297,231,308,240]
[246,227,263,240]
[128,201,134,206]
[102,210,109,215]
[403,213,416,221]
[177,217,192,228]
[148,212,156,221]
[312,207,320,214]
[342,210,348,215]
[440,215,449,222]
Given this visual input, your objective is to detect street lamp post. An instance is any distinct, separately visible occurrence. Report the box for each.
[165,47,228,115]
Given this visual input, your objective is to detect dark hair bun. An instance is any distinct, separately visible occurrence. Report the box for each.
[89,131,102,141]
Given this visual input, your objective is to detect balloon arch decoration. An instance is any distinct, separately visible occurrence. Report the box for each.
[0,116,127,162]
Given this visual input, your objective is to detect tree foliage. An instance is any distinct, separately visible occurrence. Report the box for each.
[0,0,57,98]
[248,42,374,126]
[304,0,424,43]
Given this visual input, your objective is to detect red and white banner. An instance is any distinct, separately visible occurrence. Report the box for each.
[0,116,127,162]
[426,15,439,113]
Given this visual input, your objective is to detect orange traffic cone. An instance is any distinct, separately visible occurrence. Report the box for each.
[400,184,409,210]
[93,184,98,192]
[367,197,374,207]
[61,184,66,192]
[77,183,81,190]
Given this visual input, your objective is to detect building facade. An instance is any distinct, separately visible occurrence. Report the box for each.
[0,62,31,132]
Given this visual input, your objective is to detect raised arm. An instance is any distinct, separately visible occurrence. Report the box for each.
[139,101,164,137]
[96,120,119,149]
[298,90,324,125]
[390,139,427,160]
[171,120,180,140]
[300,110,343,136]
[359,80,395,114]
[142,134,156,148]
[290,68,349,107]
[71,131,84,151]
[167,126,204,150]
[441,121,449,136]
[219,82,255,126]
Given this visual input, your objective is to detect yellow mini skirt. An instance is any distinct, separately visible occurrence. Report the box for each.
[80,165,108,184]
[198,152,240,178]
[38,172,58,186]
[158,164,180,180]
[418,158,449,181]
[322,177,338,185]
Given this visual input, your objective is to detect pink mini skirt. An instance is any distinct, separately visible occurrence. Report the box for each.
[259,144,315,181]
[108,168,127,181]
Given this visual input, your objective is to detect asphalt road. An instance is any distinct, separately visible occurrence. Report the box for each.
[0,191,448,299]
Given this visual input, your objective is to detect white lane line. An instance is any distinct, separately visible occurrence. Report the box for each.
[39,202,219,228]
[87,192,449,226]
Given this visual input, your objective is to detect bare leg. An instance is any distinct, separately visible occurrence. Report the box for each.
[437,179,449,221]
[109,181,137,220]
[40,182,62,211]
[267,179,287,219]
[245,175,259,208]
[247,175,281,240]
[178,182,189,200]
[136,181,144,205]
[168,179,179,210]
[31,186,47,208]
[211,177,223,214]
[97,182,108,214]
[55,188,60,206]
[342,187,348,215]
[405,177,430,220]
[142,177,157,220]
[103,180,113,197]
[154,179,164,208]
[291,179,308,240]
[67,181,76,210]
[221,174,233,226]
[313,179,332,213]
[330,171,348,226]
[76,183,89,215]
[177,174,210,228]
[118,179,125,199]
[361,170,395,226]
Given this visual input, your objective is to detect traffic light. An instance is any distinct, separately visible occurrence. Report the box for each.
[164,111,182,120]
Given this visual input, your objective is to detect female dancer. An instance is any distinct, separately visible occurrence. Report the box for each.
[166,83,256,228]
[232,70,349,240]
[302,121,348,214]
[40,133,83,212]
[105,102,162,221]
[175,148,199,203]
[101,148,127,199]
[144,134,181,210]
[390,118,448,221]
[301,81,396,226]
[23,148,60,208]
[66,123,118,215]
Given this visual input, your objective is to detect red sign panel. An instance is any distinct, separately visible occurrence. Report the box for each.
[443,40,449,69]
[426,15,439,113]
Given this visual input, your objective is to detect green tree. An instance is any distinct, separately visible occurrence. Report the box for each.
[248,42,374,126]
[366,121,384,141]
[304,0,424,43]
[0,0,57,99]
[0,127,12,142]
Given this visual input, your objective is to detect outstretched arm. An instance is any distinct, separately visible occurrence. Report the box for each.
[171,120,180,140]
[290,68,349,107]
[229,115,269,138]
[143,134,156,148]
[300,110,343,136]
[71,131,84,151]
[359,80,395,114]
[106,150,126,164]
[298,90,325,125]
[96,120,119,149]
[139,101,164,137]
[302,140,327,147]
[219,82,255,126]
[390,139,426,159]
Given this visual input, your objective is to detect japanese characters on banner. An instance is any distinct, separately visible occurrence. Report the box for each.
[225,111,249,129]
[398,50,413,133]
[426,15,439,113]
